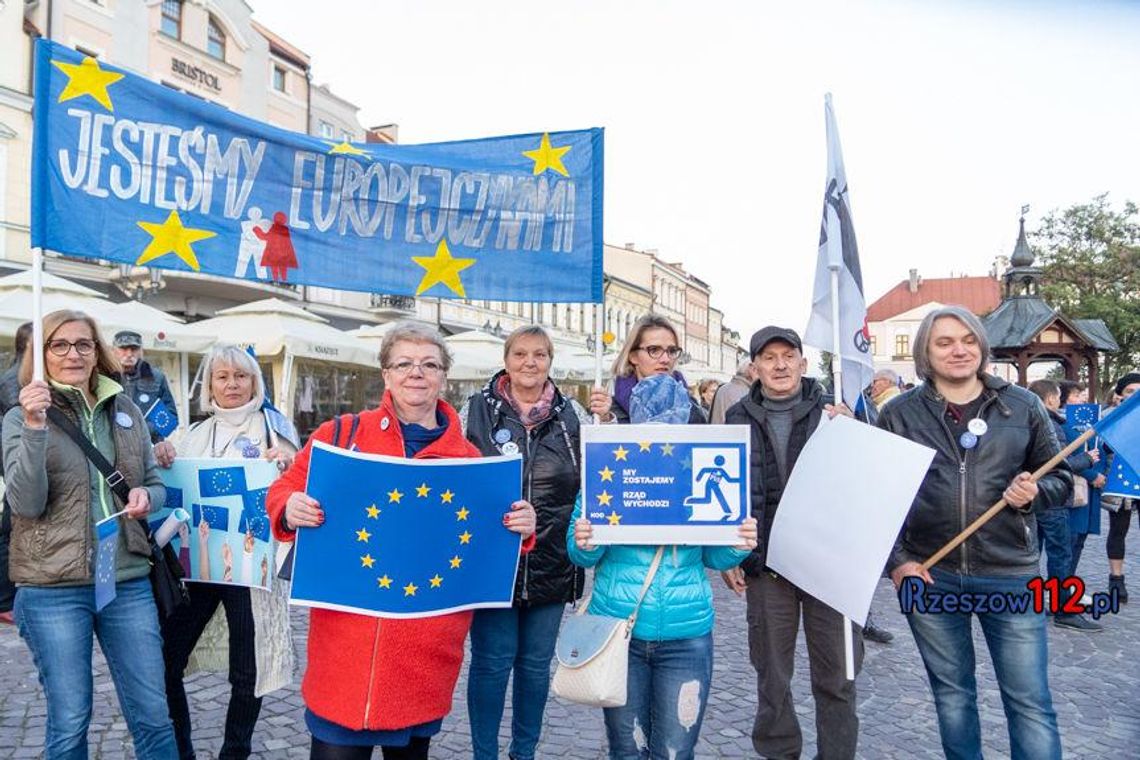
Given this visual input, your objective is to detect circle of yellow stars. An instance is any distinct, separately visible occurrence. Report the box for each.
[355,483,471,597]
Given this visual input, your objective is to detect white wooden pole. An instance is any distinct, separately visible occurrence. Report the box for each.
[829,265,856,682]
[31,248,44,381]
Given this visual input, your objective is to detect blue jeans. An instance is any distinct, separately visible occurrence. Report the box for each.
[15,577,178,760]
[907,568,1061,760]
[603,633,713,760]
[467,603,565,760]
[1036,509,1072,604]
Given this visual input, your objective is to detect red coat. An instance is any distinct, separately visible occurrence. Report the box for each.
[267,393,533,731]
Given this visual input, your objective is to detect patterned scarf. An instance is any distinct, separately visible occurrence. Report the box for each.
[495,373,557,427]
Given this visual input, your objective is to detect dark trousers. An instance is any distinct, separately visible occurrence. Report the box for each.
[1071,532,1089,577]
[0,502,14,613]
[1036,509,1073,605]
[162,584,262,760]
[309,736,430,759]
[746,573,863,760]
[1106,506,1138,561]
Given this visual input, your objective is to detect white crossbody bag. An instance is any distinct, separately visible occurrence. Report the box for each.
[551,546,665,708]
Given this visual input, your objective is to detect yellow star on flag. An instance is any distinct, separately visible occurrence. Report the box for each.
[355,528,371,542]
[429,575,443,588]
[52,56,125,112]
[607,511,622,525]
[440,490,454,504]
[449,555,462,569]
[459,531,472,544]
[639,441,652,452]
[522,132,571,177]
[135,210,215,271]
[387,488,403,503]
[360,554,375,569]
[455,507,470,521]
[412,239,476,297]
[366,504,381,519]
[416,483,431,498]
[613,445,629,461]
[597,491,613,507]
[328,140,367,156]
[599,466,615,482]
[377,575,393,589]
[661,443,675,456]
[404,582,418,596]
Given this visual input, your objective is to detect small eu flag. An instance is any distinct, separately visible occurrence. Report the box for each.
[291,442,523,618]
[1095,391,1140,475]
[193,503,230,531]
[94,517,119,611]
[144,397,178,438]
[241,488,270,542]
[1105,457,1140,500]
[199,466,248,497]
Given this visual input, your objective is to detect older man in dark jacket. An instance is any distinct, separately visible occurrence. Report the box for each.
[881,305,1070,760]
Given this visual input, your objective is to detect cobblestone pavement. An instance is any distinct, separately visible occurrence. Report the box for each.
[2,530,1138,758]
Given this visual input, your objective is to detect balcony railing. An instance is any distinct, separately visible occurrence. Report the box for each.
[370,294,417,312]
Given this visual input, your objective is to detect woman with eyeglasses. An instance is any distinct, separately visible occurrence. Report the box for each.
[266,322,537,760]
[610,315,707,424]
[459,325,612,760]
[2,310,177,758]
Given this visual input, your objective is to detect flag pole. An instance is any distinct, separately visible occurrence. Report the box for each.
[32,248,45,382]
[922,427,1094,570]
[593,302,604,422]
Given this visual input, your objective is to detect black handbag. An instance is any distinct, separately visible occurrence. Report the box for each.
[46,406,190,618]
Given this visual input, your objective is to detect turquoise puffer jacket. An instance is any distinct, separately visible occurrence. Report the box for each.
[565,496,749,641]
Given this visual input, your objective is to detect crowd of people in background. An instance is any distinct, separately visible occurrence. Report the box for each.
[0,305,1134,760]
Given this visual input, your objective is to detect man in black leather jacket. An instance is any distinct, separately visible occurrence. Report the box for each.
[880,305,1070,760]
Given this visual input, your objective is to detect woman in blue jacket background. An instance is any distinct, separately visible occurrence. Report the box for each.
[567,374,757,759]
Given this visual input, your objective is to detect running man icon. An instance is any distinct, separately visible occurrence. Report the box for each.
[684,451,742,522]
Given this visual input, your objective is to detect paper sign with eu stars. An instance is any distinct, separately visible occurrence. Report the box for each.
[582,424,750,545]
[291,442,524,619]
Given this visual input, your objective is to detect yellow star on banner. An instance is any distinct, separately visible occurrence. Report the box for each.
[412,239,476,297]
[613,445,629,461]
[449,555,462,569]
[522,132,571,177]
[377,575,393,589]
[661,443,675,456]
[365,504,380,519]
[429,575,443,588]
[404,582,418,596]
[455,507,469,521]
[52,56,125,112]
[387,488,403,503]
[328,140,367,156]
[597,491,613,507]
[607,511,622,525]
[459,531,472,544]
[360,554,375,568]
[599,466,615,482]
[440,490,454,504]
[355,528,371,542]
[135,210,215,270]
[639,441,652,452]
[416,483,431,498]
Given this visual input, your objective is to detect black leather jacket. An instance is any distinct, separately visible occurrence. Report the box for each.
[878,375,1072,577]
[462,371,586,607]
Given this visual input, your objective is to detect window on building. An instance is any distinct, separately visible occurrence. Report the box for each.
[895,334,910,357]
[272,65,286,93]
[870,336,878,356]
[207,16,226,60]
[161,0,183,39]
[319,120,335,138]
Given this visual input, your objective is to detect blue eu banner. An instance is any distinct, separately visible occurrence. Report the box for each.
[1064,403,1100,445]
[582,425,750,545]
[291,443,524,618]
[31,40,603,303]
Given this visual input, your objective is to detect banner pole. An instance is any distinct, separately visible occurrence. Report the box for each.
[593,302,604,422]
[827,265,855,682]
[32,248,44,382]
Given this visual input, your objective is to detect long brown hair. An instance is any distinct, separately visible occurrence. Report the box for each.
[19,310,121,394]
[610,314,680,378]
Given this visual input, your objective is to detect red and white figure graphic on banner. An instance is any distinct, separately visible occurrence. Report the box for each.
[254,211,299,283]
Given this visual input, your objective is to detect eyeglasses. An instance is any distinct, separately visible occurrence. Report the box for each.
[47,339,96,357]
[636,345,682,360]
[385,360,446,376]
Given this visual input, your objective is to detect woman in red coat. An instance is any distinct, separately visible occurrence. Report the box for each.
[267,322,536,760]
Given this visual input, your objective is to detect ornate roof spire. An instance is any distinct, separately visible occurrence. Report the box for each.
[1010,210,1035,267]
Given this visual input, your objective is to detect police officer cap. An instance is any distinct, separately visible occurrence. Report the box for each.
[113,330,143,348]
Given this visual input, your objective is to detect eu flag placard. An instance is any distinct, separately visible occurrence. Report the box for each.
[31,40,603,303]
[291,442,523,618]
[1064,403,1100,445]
[199,466,248,497]
[1095,390,1140,475]
[144,398,179,438]
[582,424,751,545]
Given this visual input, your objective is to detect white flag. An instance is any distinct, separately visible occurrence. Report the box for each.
[804,93,874,408]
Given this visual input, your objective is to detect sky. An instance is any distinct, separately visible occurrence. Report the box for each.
[257,0,1140,337]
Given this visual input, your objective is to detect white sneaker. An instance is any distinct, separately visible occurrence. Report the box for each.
[1080,594,1093,606]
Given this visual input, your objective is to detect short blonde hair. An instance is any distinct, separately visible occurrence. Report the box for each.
[199,345,265,413]
[380,322,452,372]
[20,310,120,394]
[503,325,554,360]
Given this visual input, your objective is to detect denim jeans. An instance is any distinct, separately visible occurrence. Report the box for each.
[1036,509,1072,605]
[467,603,565,760]
[15,577,178,760]
[907,567,1061,760]
[603,633,713,760]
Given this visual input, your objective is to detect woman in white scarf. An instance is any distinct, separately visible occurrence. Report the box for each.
[160,344,297,760]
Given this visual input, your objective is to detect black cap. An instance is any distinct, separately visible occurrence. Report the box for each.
[1115,373,1140,397]
[113,330,143,348]
[749,326,802,358]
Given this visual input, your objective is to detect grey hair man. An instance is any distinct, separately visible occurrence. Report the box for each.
[709,358,757,424]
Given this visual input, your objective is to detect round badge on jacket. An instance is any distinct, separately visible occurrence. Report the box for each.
[114,411,134,428]
[959,431,978,450]
[967,419,988,437]
[494,428,512,444]
[138,393,150,403]
[501,441,519,455]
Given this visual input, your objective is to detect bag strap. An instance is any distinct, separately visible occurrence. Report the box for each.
[46,406,131,504]
[576,545,666,628]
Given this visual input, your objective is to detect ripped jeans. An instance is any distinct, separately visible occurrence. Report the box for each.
[603,633,713,760]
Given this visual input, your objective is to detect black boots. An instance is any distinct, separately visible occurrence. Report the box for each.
[1109,574,1129,604]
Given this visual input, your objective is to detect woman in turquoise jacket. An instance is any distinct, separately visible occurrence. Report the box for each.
[567,369,756,760]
